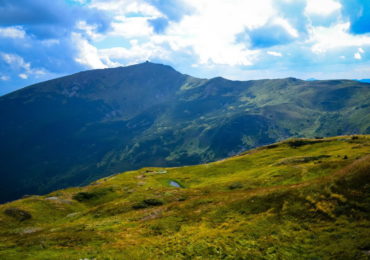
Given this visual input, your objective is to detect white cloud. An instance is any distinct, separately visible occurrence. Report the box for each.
[99,39,170,66]
[1,52,31,71]
[305,0,341,16]
[90,0,162,17]
[18,73,28,79]
[63,0,370,79]
[0,75,10,81]
[272,17,299,38]
[83,0,313,68]
[68,0,368,85]
[310,23,370,53]
[0,26,25,38]
[267,51,283,57]
[2,0,370,91]
[110,16,154,38]
[87,0,284,67]
[72,33,107,69]
[150,0,278,66]
[354,52,362,60]
[1,52,48,79]
[76,20,103,40]
[355,47,365,59]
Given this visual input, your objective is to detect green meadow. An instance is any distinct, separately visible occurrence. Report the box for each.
[1,135,369,259]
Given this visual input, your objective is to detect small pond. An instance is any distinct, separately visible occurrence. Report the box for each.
[169,180,182,188]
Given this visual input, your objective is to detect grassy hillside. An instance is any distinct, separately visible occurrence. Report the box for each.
[0,135,369,259]
[1,62,370,202]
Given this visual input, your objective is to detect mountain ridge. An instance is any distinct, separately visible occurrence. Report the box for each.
[0,62,369,202]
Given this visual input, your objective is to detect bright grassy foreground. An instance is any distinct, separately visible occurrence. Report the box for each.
[0,135,369,259]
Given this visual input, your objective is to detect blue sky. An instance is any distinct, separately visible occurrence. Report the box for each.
[0,0,370,94]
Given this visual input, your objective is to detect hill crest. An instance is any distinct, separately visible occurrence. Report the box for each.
[0,135,369,259]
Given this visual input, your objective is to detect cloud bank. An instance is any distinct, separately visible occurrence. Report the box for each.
[0,0,370,94]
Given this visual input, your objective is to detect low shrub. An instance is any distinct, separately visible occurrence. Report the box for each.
[132,198,164,209]
[286,139,323,148]
[143,199,164,206]
[72,192,97,202]
[265,144,279,149]
[72,188,114,202]
[228,182,243,190]
[4,207,32,221]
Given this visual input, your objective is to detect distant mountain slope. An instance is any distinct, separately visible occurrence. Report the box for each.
[0,135,369,259]
[0,62,370,202]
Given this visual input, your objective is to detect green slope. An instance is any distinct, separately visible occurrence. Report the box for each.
[0,135,369,259]
[0,62,369,202]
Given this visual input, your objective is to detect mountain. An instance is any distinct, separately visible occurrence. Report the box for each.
[0,62,370,202]
[0,135,369,259]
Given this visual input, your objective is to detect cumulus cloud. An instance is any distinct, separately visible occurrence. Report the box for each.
[1,53,31,70]
[72,33,107,69]
[99,39,170,66]
[19,73,28,79]
[90,0,162,17]
[0,26,26,38]
[305,0,341,16]
[354,47,365,60]
[310,22,370,53]
[1,52,47,78]
[110,16,154,38]
[267,51,283,57]
[0,0,110,38]
[151,0,276,66]
[0,0,111,93]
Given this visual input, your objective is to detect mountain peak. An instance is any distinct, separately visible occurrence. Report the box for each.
[124,61,177,72]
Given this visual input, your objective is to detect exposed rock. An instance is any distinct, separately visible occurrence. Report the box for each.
[141,209,163,221]
[66,212,79,218]
[45,196,72,204]
[21,227,42,234]
[45,196,59,200]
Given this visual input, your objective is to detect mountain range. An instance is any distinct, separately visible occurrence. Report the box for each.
[0,62,369,202]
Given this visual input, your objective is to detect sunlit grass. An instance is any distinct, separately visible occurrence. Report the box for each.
[0,135,369,259]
